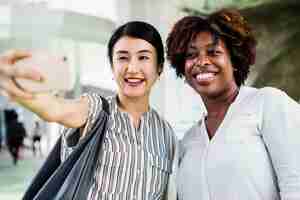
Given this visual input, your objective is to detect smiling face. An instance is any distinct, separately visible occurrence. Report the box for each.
[184,31,238,99]
[112,36,160,100]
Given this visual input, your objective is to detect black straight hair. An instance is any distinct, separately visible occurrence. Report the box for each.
[107,21,164,75]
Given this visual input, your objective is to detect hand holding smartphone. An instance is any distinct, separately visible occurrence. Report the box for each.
[14,51,75,93]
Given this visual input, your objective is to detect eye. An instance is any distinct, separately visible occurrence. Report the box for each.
[207,48,222,56]
[139,55,150,60]
[117,56,129,61]
[185,52,197,60]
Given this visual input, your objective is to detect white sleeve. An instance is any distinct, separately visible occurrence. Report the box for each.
[261,87,300,200]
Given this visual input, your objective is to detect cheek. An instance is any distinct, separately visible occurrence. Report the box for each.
[145,63,159,78]
[223,62,235,78]
[217,56,233,71]
[147,70,159,82]
[112,68,123,82]
[184,60,194,76]
[112,63,124,73]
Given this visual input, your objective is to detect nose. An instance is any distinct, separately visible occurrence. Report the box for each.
[127,59,140,73]
[195,53,211,67]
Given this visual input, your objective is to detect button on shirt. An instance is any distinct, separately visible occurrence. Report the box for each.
[61,94,176,200]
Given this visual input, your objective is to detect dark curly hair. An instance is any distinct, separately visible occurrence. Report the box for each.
[166,8,257,86]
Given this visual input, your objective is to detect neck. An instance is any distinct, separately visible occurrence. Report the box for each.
[203,85,239,118]
[117,94,150,117]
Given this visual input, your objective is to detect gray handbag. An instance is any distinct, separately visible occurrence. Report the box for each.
[23,96,109,200]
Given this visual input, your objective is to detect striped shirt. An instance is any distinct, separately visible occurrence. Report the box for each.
[60,93,176,200]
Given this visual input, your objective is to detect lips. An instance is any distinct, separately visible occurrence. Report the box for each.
[124,77,145,86]
[193,72,217,84]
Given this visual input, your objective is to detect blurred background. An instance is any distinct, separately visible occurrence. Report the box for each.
[0,0,299,199]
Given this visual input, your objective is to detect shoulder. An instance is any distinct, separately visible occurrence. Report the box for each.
[151,109,176,140]
[256,87,295,108]
[238,86,260,102]
[247,87,300,123]
[81,92,104,111]
[257,87,287,99]
[82,93,117,116]
[237,86,290,109]
[106,95,114,104]
[151,109,173,130]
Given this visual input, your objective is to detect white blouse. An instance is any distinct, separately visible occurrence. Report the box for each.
[178,86,300,200]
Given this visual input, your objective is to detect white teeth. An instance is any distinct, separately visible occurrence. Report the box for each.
[126,78,143,83]
[196,73,215,81]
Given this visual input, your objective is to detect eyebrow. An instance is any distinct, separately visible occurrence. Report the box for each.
[188,43,218,50]
[115,49,153,54]
[115,50,129,54]
[137,50,153,54]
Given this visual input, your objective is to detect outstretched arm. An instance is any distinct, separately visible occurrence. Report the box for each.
[0,49,89,129]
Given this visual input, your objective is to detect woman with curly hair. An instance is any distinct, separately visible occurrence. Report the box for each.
[167,8,300,199]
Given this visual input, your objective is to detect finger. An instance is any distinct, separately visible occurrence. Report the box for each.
[0,50,43,81]
[0,63,15,76]
[9,86,33,99]
[1,49,31,64]
[13,66,44,81]
[0,79,33,99]
[0,62,43,81]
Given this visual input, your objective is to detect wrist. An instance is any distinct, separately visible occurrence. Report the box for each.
[57,96,89,128]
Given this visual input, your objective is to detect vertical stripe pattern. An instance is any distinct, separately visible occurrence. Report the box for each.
[60,94,175,200]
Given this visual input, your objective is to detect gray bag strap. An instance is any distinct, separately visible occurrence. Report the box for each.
[23,96,110,200]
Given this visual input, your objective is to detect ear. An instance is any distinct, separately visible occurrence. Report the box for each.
[157,64,163,76]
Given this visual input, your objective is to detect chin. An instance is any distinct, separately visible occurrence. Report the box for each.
[194,84,220,97]
[123,91,147,99]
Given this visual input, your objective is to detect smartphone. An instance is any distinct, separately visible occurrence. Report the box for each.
[14,51,75,93]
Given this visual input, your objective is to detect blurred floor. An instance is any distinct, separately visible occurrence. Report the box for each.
[0,146,44,200]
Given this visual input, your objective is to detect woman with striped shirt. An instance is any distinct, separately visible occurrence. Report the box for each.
[0,21,177,200]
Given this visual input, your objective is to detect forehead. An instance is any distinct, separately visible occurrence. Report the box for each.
[189,31,227,50]
[113,36,155,54]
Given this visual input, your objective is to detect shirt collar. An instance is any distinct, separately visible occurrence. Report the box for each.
[109,95,154,119]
